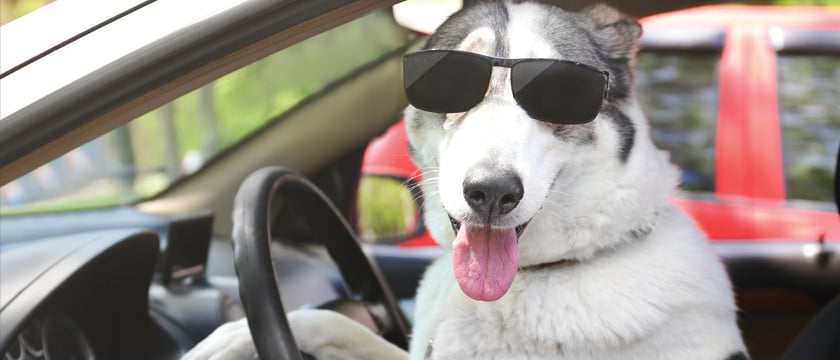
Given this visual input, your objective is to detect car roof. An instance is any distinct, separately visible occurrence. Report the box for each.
[0,0,150,76]
[642,5,840,29]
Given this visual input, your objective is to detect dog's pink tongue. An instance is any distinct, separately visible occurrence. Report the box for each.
[452,224,519,301]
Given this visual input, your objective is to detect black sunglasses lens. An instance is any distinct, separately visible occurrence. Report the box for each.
[512,60,607,124]
[404,51,491,113]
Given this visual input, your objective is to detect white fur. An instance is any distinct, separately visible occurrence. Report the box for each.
[184,2,745,359]
[407,207,743,359]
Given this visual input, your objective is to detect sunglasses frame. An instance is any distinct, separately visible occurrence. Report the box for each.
[405,49,611,123]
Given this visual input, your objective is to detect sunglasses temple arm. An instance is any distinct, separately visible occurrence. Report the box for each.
[603,73,610,99]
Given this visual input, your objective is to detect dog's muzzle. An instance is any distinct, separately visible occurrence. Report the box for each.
[462,167,523,222]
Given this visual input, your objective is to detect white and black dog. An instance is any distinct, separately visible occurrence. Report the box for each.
[185,1,747,359]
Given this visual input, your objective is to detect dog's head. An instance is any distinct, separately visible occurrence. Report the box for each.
[405,1,678,301]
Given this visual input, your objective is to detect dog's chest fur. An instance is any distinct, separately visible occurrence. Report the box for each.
[412,207,743,360]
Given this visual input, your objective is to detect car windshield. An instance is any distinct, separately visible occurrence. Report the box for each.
[0,9,411,216]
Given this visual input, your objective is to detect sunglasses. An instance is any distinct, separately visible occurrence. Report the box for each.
[404,50,610,124]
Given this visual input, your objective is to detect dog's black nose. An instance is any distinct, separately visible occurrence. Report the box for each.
[463,168,524,220]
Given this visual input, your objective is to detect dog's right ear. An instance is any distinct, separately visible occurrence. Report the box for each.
[578,3,642,60]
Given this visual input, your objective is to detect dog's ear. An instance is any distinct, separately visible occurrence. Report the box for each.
[579,3,642,59]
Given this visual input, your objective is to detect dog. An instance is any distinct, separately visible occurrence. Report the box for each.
[184,1,747,359]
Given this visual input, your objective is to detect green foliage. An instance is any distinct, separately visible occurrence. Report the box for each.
[635,52,719,192]
[1,11,410,214]
[0,0,52,24]
[778,55,840,202]
[773,0,840,6]
[130,11,408,172]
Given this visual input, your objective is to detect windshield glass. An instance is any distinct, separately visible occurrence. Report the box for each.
[0,10,410,215]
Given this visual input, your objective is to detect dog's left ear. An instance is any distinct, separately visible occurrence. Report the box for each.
[579,4,642,59]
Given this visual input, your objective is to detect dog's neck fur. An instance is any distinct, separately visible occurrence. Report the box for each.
[517,213,657,272]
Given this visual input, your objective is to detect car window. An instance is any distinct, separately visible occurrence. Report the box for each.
[635,51,719,193]
[777,54,840,203]
[0,11,410,215]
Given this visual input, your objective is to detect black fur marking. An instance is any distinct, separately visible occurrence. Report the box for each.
[519,258,578,272]
[628,225,653,240]
[581,7,641,102]
[601,55,632,101]
[581,28,633,101]
[542,9,604,67]
[723,351,749,360]
[531,5,637,105]
[519,221,654,273]
[602,103,635,162]
[425,0,509,57]
[549,122,595,144]
[407,141,417,158]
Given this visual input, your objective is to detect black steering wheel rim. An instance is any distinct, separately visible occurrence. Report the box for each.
[232,166,410,359]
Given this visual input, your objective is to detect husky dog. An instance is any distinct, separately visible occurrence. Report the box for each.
[185,1,746,359]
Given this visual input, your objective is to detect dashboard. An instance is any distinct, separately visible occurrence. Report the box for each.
[0,230,181,360]
[0,207,347,360]
[6,313,95,360]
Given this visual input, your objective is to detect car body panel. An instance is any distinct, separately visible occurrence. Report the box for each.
[641,5,840,29]
[716,21,785,202]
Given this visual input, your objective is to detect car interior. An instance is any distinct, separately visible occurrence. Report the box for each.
[0,1,838,359]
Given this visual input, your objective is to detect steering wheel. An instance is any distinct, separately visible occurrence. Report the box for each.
[231,166,410,359]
